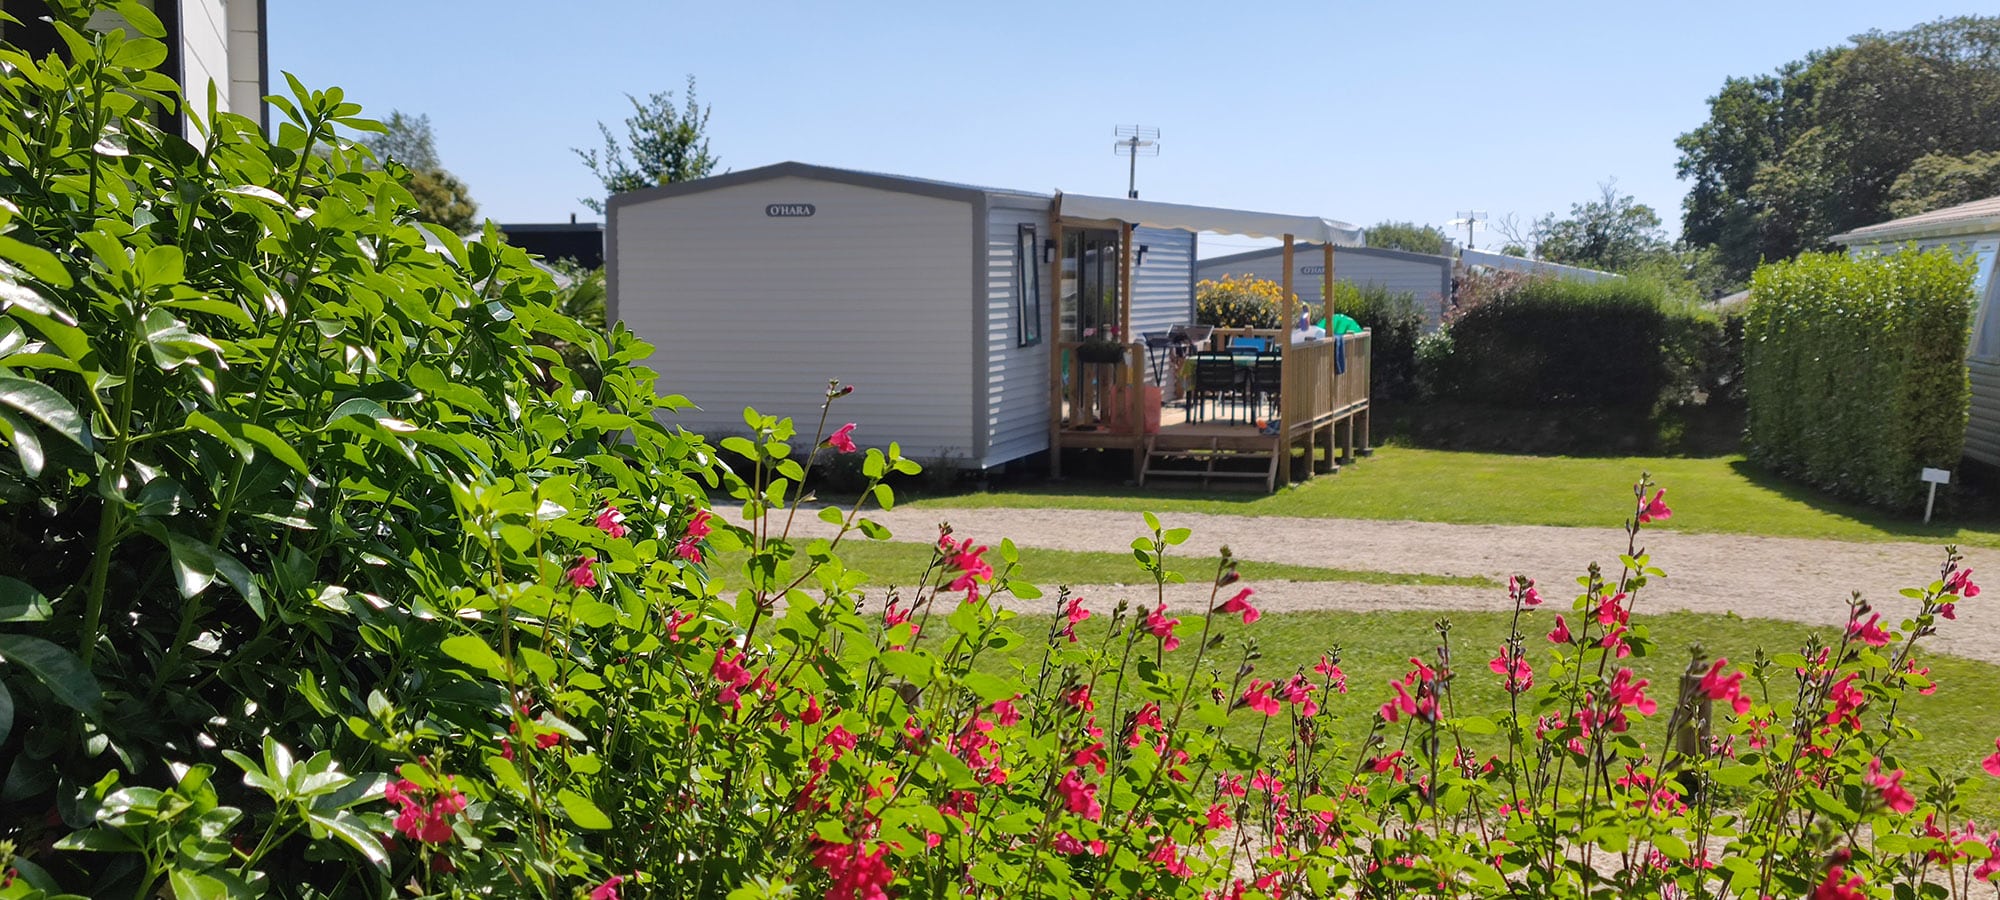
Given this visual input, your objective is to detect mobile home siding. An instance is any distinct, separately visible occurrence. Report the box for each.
[1970,359,2000,466]
[1131,227,1197,339]
[613,175,978,461]
[1197,245,1452,327]
[981,203,1053,467]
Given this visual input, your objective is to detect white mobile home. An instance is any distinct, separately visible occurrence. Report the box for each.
[1458,247,1623,283]
[605,162,1196,469]
[1832,195,2000,465]
[1197,244,1454,329]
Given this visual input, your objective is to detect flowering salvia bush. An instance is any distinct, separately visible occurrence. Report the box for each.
[1,6,1999,899]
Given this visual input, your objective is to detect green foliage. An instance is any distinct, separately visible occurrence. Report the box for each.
[363,110,480,233]
[1429,278,1674,406]
[1677,15,2000,281]
[575,75,717,214]
[1889,150,2000,218]
[1194,273,1292,329]
[1533,180,1670,273]
[1743,249,1975,509]
[1362,221,1449,256]
[1326,282,1422,402]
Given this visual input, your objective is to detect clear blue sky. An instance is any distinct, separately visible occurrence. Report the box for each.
[271,1,1979,255]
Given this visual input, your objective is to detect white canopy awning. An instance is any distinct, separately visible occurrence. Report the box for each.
[1057,193,1364,246]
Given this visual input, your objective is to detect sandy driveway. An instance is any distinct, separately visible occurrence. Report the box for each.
[791,507,2000,665]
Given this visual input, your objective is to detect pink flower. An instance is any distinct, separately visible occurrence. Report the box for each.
[384,778,466,845]
[1145,602,1181,651]
[1215,587,1260,624]
[1059,595,1091,641]
[1637,488,1671,524]
[1699,658,1752,715]
[1603,668,1656,732]
[1813,865,1865,900]
[1847,612,1891,648]
[1867,758,1916,814]
[1548,615,1571,644]
[1827,672,1866,730]
[1148,838,1192,877]
[592,507,628,539]
[674,537,703,563]
[589,875,625,900]
[940,536,994,603]
[1052,832,1105,856]
[1982,738,2000,777]
[1510,575,1542,607]
[1057,769,1102,820]
[674,509,712,563]
[1281,675,1319,717]
[801,694,824,725]
[826,423,858,453]
[1488,647,1533,694]
[1314,655,1347,693]
[685,508,713,539]
[1948,568,1980,599]
[1379,679,1418,723]
[566,556,598,588]
[809,839,893,900]
[712,648,752,708]
[1241,679,1282,716]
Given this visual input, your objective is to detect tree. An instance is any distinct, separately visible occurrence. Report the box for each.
[364,110,480,233]
[1676,15,2000,281]
[575,75,718,213]
[1533,180,1670,273]
[1888,150,2000,216]
[1363,221,1449,255]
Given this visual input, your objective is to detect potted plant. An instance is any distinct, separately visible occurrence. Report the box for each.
[1076,325,1125,364]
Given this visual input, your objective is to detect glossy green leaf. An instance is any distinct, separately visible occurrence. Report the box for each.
[0,633,100,713]
[557,789,612,830]
[0,374,90,449]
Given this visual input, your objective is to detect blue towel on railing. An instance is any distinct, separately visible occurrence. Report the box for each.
[1334,334,1347,375]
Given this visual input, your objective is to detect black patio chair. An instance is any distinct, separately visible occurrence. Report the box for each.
[1249,352,1284,423]
[1190,352,1244,424]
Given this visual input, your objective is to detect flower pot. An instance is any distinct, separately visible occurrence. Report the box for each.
[1077,341,1125,364]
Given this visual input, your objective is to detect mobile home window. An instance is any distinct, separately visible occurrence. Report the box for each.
[1016,224,1042,347]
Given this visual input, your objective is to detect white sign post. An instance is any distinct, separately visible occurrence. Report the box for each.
[1922,467,1952,524]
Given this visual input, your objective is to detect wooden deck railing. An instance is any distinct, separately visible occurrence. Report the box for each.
[1055,339,1147,432]
[1281,332,1371,435]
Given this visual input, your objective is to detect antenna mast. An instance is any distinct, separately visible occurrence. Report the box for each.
[1113,126,1160,199]
[1449,209,1488,250]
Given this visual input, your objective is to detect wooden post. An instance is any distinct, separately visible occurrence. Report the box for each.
[1323,241,1336,472]
[1047,212,1065,477]
[1279,234,1295,487]
[1121,223,1141,482]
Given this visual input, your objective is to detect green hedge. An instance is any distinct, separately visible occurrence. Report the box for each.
[1325,283,1423,403]
[1437,278,1672,406]
[1743,250,1974,509]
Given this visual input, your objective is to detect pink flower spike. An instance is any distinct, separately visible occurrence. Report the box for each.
[566,556,598,588]
[1547,615,1571,644]
[826,423,858,453]
[592,506,628,539]
[589,876,625,900]
[1637,488,1672,524]
[1216,587,1260,624]
[1145,601,1182,651]
[1982,738,2000,778]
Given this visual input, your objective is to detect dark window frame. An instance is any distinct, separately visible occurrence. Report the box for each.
[1016,223,1042,347]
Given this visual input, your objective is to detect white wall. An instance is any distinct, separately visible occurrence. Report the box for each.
[1131,227,1195,340]
[224,0,261,123]
[177,0,230,115]
[614,176,979,463]
[980,203,1052,467]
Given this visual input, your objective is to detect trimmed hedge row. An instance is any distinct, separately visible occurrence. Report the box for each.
[1429,278,1674,406]
[1743,250,1974,509]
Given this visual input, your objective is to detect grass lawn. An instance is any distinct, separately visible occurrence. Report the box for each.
[983,609,2000,816]
[745,540,1494,589]
[903,448,2000,548]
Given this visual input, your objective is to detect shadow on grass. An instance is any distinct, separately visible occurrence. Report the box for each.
[1725,457,2000,544]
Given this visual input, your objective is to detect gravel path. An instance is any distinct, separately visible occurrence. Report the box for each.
[793,507,2000,665]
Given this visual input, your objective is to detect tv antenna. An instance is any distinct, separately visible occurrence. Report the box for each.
[1449,209,1488,250]
[1113,126,1160,199]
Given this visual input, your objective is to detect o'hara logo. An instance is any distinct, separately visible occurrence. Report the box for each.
[1300,265,1326,275]
[765,203,816,217]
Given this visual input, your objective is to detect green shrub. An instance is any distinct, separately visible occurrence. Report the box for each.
[1438,277,1671,406]
[1326,283,1422,402]
[1743,249,1974,509]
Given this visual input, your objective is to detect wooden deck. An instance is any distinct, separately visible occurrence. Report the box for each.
[1052,332,1372,491]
